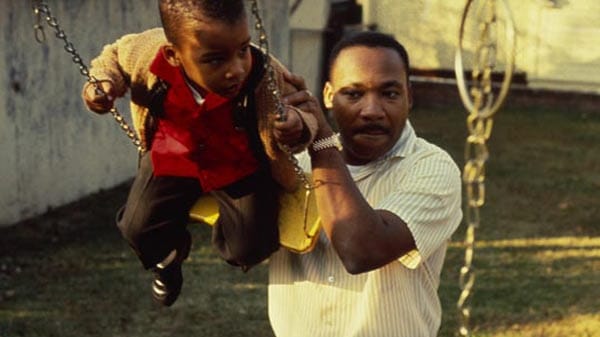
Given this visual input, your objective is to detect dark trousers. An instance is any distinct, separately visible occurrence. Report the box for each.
[116,153,280,270]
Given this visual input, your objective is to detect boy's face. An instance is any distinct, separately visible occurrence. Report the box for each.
[164,15,252,99]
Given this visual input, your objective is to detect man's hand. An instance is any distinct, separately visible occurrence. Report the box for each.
[82,80,116,114]
[281,72,333,139]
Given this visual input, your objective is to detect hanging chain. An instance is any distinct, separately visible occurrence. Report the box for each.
[250,0,313,193]
[250,0,286,122]
[455,0,515,336]
[31,1,144,152]
[250,0,315,236]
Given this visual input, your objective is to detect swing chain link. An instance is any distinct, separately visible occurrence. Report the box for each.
[458,5,496,334]
[32,0,46,43]
[456,0,514,335]
[31,1,144,152]
[250,0,313,193]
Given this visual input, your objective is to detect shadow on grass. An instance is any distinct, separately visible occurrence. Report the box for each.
[0,184,275,337]
[439,237,600,337]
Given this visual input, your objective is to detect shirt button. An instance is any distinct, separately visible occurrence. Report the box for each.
[327,275,335,283]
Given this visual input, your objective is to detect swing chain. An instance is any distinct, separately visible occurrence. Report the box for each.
[456,0,514,336]
[250,0,313,192]
[31,1,144,152]
[250,0,286,123]
[32,0,46,43]
[458,1,497,333]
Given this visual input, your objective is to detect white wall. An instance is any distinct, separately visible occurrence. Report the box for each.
[1,0,290,227]
[288,0,330,95]
[358,0,600,94]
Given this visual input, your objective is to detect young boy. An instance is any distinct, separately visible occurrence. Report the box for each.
[82,0,317,307]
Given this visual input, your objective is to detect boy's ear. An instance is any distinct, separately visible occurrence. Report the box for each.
[162,44,181,67]
[323,81,334,109]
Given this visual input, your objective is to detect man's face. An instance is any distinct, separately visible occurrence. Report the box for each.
[324,46,413,165]
[167,15,252,99]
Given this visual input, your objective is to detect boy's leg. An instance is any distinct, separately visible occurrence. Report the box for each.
[211,171,280,270]
[116,153,201,305]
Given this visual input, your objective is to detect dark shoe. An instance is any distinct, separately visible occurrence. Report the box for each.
[151,234,191,307]
[151,258,183,307]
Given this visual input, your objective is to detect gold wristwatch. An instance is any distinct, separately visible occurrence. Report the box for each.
[311,133,343,152]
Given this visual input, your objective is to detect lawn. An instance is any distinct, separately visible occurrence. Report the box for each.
[1,103,599,337]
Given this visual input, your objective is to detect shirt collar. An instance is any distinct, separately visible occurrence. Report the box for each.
[387,120,417,159]
[183,76,205,105]
[149,50,229,110]
[346,120,417,180]
[150,50,181,85]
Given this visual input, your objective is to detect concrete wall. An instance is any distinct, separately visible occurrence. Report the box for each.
[288,0,330,95]
[253,0,291,66]
[1,0,289,227]
[358,0,600,94]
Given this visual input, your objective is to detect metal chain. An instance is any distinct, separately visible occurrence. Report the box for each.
[250,0,315,237]
[250,0,313,193]
[455,0,515,336]
[31,0,144,152]
[250,0,286,122]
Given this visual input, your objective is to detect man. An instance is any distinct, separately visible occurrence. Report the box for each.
[270,31,462,336]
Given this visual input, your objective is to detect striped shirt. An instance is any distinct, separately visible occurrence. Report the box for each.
[268,121,462,337]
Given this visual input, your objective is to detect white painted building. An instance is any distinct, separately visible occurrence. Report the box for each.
[357,0,600,94]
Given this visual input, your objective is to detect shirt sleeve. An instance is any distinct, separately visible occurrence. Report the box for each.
[377,151,462,269]
[89,28,165,100]
[88,32,135,98]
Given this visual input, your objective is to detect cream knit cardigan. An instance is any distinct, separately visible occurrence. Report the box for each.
[87,28,317,191]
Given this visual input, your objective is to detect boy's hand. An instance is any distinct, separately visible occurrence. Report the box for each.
[82,80,116,114]
[273,106,305,147]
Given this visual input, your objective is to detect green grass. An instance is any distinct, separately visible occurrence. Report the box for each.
[1,104,599,337]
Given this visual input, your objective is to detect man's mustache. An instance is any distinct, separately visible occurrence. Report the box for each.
[355,124,389,134]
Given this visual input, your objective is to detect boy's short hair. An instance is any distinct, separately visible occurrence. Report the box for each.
[328,31,410,81]
[158,0,246,46]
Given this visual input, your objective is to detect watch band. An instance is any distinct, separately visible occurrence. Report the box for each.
[311,133,342,152]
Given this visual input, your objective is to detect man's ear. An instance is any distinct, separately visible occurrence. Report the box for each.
[323,81,334,109]
[162,44,180,67]
[407,82,414,110]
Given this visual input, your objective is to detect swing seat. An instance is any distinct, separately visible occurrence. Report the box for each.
[189,186,321,254]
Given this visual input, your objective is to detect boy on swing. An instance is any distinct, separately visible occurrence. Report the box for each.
[82,0,317,307]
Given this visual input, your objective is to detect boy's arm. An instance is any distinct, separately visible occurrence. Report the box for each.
[270,59,318,153]
[87,33,136,101]
[83,28,166,112]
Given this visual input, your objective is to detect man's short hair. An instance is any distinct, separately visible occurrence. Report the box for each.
[328,31,410,81]
[158,0,246,46]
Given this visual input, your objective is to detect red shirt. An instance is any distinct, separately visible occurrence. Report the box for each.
[149,51,259,191]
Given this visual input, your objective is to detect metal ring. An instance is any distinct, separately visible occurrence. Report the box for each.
[455,0,516,118]
[33,24,46,43]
